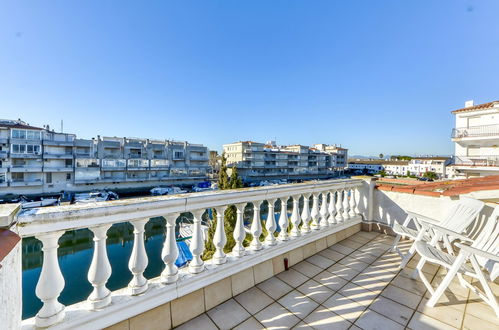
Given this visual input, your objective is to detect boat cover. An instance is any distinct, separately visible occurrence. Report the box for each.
[175,241,193,268]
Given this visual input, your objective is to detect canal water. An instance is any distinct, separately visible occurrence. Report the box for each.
[22,200,304,319]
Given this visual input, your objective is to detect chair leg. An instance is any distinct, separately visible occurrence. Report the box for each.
[427,254,466,307]
[391,234,401,253]
[416,258,434,295]
[399,241,416,269]
[469,255,499,318]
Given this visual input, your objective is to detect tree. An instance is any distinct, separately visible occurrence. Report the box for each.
[378,170,387,177]
[203,155,246,260]
[423,171,438,180]
[379,153,384,159]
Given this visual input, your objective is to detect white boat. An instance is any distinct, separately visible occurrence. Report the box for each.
[20,196,60,209]
[150,186,187,196]
[75,191,119,204]
[178,222,208,245]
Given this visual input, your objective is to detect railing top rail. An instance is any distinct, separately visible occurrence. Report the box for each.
[16,178,364,236]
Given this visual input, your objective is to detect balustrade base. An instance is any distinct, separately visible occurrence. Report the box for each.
[231,248,246,258]
[87,293,112,310]
[161,272,179,284]
[35,307,65,328]
[188,264,205,274]
[212,256,227,265]
[129,282,148,296]
[249,243,263,251]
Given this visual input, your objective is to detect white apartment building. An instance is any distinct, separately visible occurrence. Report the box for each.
[223,141,347,181]
[0,119,209,197]
[450,100,499,178]
[348,158,449,178]
[408,157,450,178]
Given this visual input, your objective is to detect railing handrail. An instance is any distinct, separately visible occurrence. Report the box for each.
[16,178,363,237]
[452,124,499,138]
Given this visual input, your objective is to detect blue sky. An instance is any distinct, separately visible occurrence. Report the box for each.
[1,1,498,156]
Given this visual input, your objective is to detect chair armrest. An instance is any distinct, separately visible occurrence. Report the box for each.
[455,243,499,263]
[405,211,439,225]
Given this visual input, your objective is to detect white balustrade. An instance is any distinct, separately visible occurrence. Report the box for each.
[301,193,312,233]
[278,197,289,241]
[342,189,350,220]
[335,189,344,222]
[161,213,179,283]
[349,187,357,217]
[34,231,66,328]
[232,203,246,257]
[213,206,228,263]
[319,192,329,228]
[88,224,112,309]
[265,199,277,246]
[250,202,263,250]
[310,193,320,229]
[290,195,301,237]
[328,190,337,225]
[128,219,149,295]
[189,209,206,273]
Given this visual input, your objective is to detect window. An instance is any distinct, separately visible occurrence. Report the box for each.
[66,173,71,181]
[46,173,52,184]
[12,129,40,140]
[174,151,184,159]
[12,172,24,181]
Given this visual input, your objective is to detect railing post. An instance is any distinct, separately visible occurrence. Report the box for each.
[161,213,179,283]
[319,192,329,228]
[213,206,228,263]
[342,189,350,220]
[87,224,112,310]
[265,199,277,246]
[300,193,312,233]
[232,203,246,257]
[278,197,289,241]
[35,231,66,328]
[349,187,357,217]
[328,190,337,225]
[310,193,320,230]
[189,209,206,273]
[335,189,344,222]
[128,219,149,295]
[250,202,263,250]
[290,195,301,237]
[367,178,378,224]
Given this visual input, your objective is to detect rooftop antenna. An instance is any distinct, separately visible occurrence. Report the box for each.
[61,119,63,133]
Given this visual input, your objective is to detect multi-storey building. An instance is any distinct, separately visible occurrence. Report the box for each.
[408,157,450,178]
[450,100,499,178]
[223,141,346,182]
[0,119,209,197]
[348,158,449,178]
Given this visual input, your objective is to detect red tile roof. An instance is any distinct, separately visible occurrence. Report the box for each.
[452,101,499,114]
[0,229,21,267]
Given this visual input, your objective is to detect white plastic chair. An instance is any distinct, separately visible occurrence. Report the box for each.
[391,197,485,269]
[414,206,499,317]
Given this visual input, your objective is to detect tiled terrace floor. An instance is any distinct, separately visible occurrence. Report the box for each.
[175,231,499,330]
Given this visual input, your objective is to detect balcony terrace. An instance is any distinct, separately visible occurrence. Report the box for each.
[0,178,497,330]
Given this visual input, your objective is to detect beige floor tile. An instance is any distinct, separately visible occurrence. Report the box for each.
[349,234,372,245]
[337,256,370,271]
[296,279,334,304]
[302,305,351,330]
[465,300,499,326]
[322,293,366,322]
[337,283,381,307]
[369,296,414,326]
[277,268,309,288]
[254,302,301,329]
[235,287,273,315]
[233,317,265,330]
[313,270,349,291]
[391,274,427,296]
[355,231,380,239]
[175,313,218,330]
[358,245,388,258]
[327,263,361,280]
[306,254,335,269]
[291,260,323,278]
[330,243,356,255]
[462,312,498,330]
[319,248,346,262]
[354,309,405,330]
[206,298,250,330]
[338,238,364,250]
[430,275,470,299]
[351,272,395,292]
[381,285,422,309]
[348,250,379,264]
[278,290,319,319]
[257,277,293,300]
[407,311,458,330]
[415,297,464,329]
[292,321,314,329]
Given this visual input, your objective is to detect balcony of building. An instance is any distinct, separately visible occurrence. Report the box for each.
[0,137,9,144]
[10,153,42,159]
[1,178,498,330]
[42,152,74,160]
[9,178,43,186]
[43,165,74,172]
[10,165,44,173]
[452,124,499,145]
[0,149,9,158]
[453,155,499,169]
[42,136,75,147]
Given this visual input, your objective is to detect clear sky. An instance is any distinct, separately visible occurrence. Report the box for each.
[1,1,498,156]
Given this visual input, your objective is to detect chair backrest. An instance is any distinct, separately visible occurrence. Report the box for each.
[440,197,485,233]
[472,206,499,280]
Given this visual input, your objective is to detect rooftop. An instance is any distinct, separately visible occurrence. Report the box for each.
[452,100,499,114]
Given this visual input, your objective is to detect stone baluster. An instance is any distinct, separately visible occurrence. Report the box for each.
[354,186,361,214]
[328,190,337,225]
[349,187,357,217]
[87,224,112,309]
[300,193,312,233]
[265,199,277,246]
[189,209,206,273]
[342,189,350,220]
[335,189,344,222]
[232,203,246,257]
[290,195,301,237]
[213,206,228,263]
[250,202,263,250]
[35,231,66,327]
[161,213,179,283]
[319,192,329,228]
[278,197,289,241]
[128,219,149,295]
[310,193,320,230]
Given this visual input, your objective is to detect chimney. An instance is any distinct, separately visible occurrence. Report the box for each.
[465,100,474,108]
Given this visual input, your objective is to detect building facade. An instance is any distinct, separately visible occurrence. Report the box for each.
[408,157,450,178]
[348,158,449,178]
[0,119,209,197]
[450,100,499,178]
[223,141,347,182]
